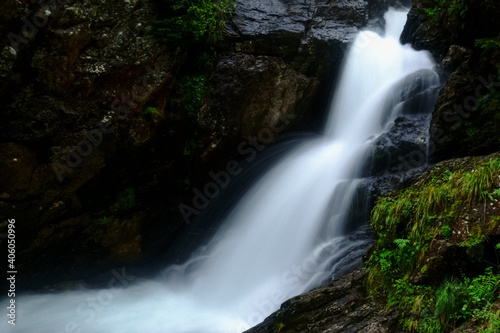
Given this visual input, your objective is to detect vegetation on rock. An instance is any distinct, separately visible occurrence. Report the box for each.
[152,0,236,43]
[367,155,500,332]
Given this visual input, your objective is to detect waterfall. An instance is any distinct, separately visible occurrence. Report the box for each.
[2,8,438,333]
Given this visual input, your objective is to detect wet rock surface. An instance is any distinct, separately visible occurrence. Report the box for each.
[368,114,431,175]
[245,268,403,333]
[401,0,500,162]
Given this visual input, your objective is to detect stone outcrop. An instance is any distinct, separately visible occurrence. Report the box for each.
[401,0,500,162]
[246,268,403,333]
[202,0,411,145]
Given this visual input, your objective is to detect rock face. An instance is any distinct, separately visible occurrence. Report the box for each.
[203,0,411,141]
[245,268,403,333]
[367,68,441,176]
[368,114,432,175]
[401,0,500,162]
[199,53,318,138]
[0,0,186,287]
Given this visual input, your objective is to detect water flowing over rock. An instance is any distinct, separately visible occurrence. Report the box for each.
[0,0,413,288]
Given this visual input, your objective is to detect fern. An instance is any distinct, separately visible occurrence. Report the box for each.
[394,238,411,248]
[466,267,500,307]
[435,279,466,325]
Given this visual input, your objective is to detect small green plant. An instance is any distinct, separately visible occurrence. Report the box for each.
[459,230,487,261]
[110,187,136,214]
[153,0,236,43]
[475,37,500,52]
[465,267,500,309]
[448,0,468,20]
[418,314,442,333]
[441,225,452,241]
[274,322,285,332]
[459,231,487,248]
[478,309,500,333]
[443,169,454,181]
[177,75,209,116]
[423,0,446,20]
[170,74,210,117]
[424,7,441,19]
[96,216,113,226]
[435,278,466,325]
[182,138,201,156]
[143,106,160,119]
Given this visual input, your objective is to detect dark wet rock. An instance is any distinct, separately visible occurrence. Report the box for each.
[0,0,185,289]
[400,0,500,162]
[441,45,473,73]
[400,0,500,61]
[428,51,500,161]
[227,0,410,79]
[366,68,440,176]
[368,114,431,175]
[245,268,403,333]
[200,54,319,138]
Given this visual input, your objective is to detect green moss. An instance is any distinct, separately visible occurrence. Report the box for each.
[422,0,468,23]
[152,0,236,44]
[143,106,163,122]
[475,37,500,52]
[177,75,209,116]
[369,157,500,275]
[423,0,446,20]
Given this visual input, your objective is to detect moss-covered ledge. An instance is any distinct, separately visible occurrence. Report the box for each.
[367,153,500,332]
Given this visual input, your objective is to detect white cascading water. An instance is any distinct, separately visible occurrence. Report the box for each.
[3,8,438,333]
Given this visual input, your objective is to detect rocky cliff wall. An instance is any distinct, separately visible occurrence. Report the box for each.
[401,0,500,161]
